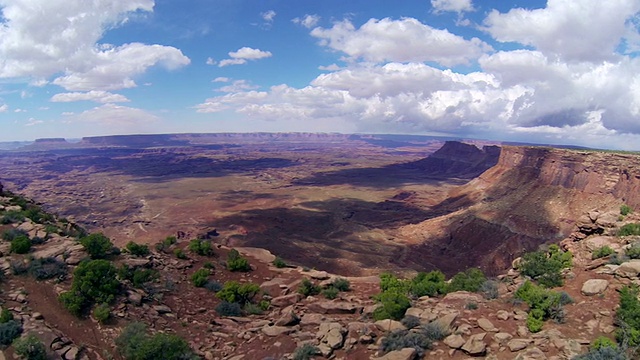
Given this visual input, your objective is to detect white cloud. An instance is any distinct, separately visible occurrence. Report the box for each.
[206,57,217,66]
[50,90,130,103]
[66,103,159,126]
[431,0,475,13]
[318,64,342,71]
[0,0,190,90]
[213,77,230,83]
[483,0,640,62]
[14,108,26,113]
[25,118,42,126]
[0,104,8,112]
[216,80,259,93]
[310,18,491,66]
[218,47,272,67]
[261,10,276,23]
[293,14,320,29]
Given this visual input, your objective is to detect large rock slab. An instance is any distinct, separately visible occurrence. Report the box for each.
[307,301,362,314]
[443,334,465,349]
[271,293,302,307]
[477,318,498,332]
[581,279,609,296]
[461,332,486,356]
[317,322,346,350]
[374,319,405,332]
[616,260,640,278]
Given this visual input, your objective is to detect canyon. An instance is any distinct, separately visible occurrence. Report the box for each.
[1,133,638,277]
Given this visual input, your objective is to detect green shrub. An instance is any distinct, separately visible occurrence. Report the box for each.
[619,223,640,236]
[173,248,187,259]
[373,289,411,321]
[621,204,633,216]
[625,242,640,259]
[216,281,260,304]
[593,246,616,259]
[591,336,618,351]
[10,235,31,254]
[446,268,486,293]
[188,239,214,256]
[259,300,270,311]
[156,236,177,253]
[226,249,250,272]
[519,245,572,288]
[331,277,351,292]
[215,301,242,317]
[465,301,478,310]
[293,343,320,360]
[298,278,321,297]
[380,272,410,293]
[0,320,22,347]
[515,281,569,333]
[115,322,197,360]
[93,303,111,323]
[0,309,13,324]
[28,257,67,280]
[272,257,287,268]
[322,287,339,299]
[59,259,119,316]
[12,334,47,360]
[616,285,640,346]
[79,233,114,259]
[409,271,446,297]
[190,269,210,288]
[125,242,150,257]
[203,261,215,269]
[380,329,432,357]
[243,302,264,315]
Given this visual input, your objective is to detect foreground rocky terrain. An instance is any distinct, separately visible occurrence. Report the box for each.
[1,178,640,359]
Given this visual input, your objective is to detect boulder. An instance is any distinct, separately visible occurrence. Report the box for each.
[317,322,346,350]
[374,319,405,332]
[262,325,294,337]
[477,318,498,332]
[514,346,547,360]
[508,339,532,352]
[461,332,486,356]
[432,312,458,331]
[271,293,302,307]
[275,311,300,326]
[373,348,417,360]
[581,279,609,296]
[493,332,513,345]
[307,301,362,315]
[443,334,465,349]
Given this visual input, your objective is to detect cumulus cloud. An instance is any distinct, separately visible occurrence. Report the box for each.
[218,47,272,67]
[216,80,259,93]
[213,77,230,83]
[318,64,341,71]
[292,14,320,29]
[25,118,43,126]
[206,57,217,66]
[65,103,159,126]
[0,0,190,90]
[310,18,491,66]
[431,0,475,13]
[483,0,640,62]
[0,104,8,112]
[261,10,276,23]
[50,90,130,103]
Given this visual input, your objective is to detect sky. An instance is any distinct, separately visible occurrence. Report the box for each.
[1,0,640,150]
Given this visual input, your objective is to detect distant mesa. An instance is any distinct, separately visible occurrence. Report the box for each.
[34,138,68,143]
[402,141,501,179]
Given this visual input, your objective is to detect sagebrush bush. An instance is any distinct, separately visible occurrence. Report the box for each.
[115,322,197,360]
[0,320,22,346]
[380,329,432,357]
[480,279,500,299]
[272,257,287,268]
[203,280,222,292]
[1,228,27,241]
[401,315,421,329]
[0,309,13,324]
[422,321,449,341]
[322,287,339,299]
[621,204,633,216]
[215,301,242,317]
[616,285,640,346]
[332,277,351,291]
[572,346,628,360]
[93,303,110,323]
[625,242,640,259]
[216,281,260,304]
[28,257,67,280]
[515,281,570,333]
[293,343,320,360]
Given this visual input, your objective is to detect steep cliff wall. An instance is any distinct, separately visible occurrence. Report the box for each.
[399,146,640,275]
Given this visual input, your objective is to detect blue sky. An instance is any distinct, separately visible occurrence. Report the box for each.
[1,0,640,150]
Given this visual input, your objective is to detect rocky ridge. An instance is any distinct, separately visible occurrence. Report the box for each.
[1,188,640,359]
